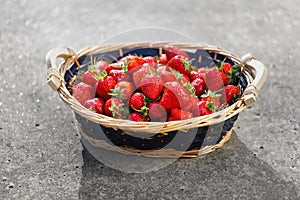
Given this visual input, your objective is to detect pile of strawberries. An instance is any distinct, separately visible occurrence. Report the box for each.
[72,46,241,122]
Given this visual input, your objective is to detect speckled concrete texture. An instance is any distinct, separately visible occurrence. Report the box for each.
[0,0,299,199]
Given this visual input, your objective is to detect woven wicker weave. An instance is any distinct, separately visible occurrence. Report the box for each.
[46,42,267,158]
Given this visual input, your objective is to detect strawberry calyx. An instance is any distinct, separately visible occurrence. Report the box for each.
[201,90,221,98]
[183,82,197,97]
[206,101,218,112]
[228,65,241,84]
[109,99,129,118]
[169,68,183,80]
[109,86,126,100]
[182,58,196,72]
[95,70,107,81]
[216,58,227,72]
[121,59,130,73]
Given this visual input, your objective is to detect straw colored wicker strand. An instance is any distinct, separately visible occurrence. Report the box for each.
[77,124,233,158]
[47,42,267,134]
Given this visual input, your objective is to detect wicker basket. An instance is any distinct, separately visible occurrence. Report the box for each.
[46,42,267,158]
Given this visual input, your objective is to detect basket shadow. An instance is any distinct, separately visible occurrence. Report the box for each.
[78,130,299,200]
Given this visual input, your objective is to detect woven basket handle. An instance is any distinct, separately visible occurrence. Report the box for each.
[46,47,76,91]
[240,53,268,106]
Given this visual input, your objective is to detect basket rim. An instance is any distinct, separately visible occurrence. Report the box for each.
[48,42,262,133]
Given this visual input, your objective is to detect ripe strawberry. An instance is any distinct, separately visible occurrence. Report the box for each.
[165,46,189,61]
[72,82,94,105]
[219,70,229,85]
[120,55,145,74]
[83,98,105,114]
[217,60,241,85]
[132,64,155,88]
[197,100,213,116]
[204,69,225,91]
[158,54,168,65]
[82,70,98,86]
[104,98,128,118]
[143,56,157,67]
[105,63,123,75]
[191,78,206,97]
[129,92,146,111]
[169,108,193,121]
[129,112,150,122]
[96,60,110,72]
[190,68,208,82]
[201,91,221,107]
[221,85,241,104]
[166,55,194,76]
[147,102,167,121]
[140,73,164,100]
[109,69,131,82]
[160,82,191,110]
[158,66,189,84]
[109,81,134,100]
[95,76,117,100]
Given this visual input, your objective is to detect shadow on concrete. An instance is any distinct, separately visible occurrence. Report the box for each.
[78,131,299,200]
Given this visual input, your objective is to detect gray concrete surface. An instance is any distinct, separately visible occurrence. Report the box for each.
[0,0,299,199]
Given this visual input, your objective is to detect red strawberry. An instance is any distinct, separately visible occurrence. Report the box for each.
[132,64,155,88]
[158,54,168,65]
[190,68,208,82]
[201,91,221,108]
[158,66,188,84]
[160,82,191,110]
[83,98,105,114]
[120,55,145,74]
[219,70,229,85]
[109,69,131,82]
[191,78,206,97]
[204,69,225,91]
[221,85,241,104]
[147,102,167,121]
[129,112,150,122]
[220,62,232,75]
[143,56,157,67]
[197,101,213,116]
[169,108,193,121]
[110,81,134,100]
[72,82,94,105]
[165,46,189,60]
[140,73,164,100]
[96,61,110,72]
[106,63,123,74]
[217,60,241,85]
[104,98,127,118]
[82,71,98,86]
[166,55,194,76]
[129,92,146,111]
[95,76,117,100]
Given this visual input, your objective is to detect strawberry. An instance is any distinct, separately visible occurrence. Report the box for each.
[221,85,241,104]
[109,81,134,100]
[191,78,206,97]
[217,60,241,85]
[109,69,131,82]
[106,63,123,74]
[158,54,168,65]
[95,75,117,100]
[169,108,193,121]
[219,70,229,85]
[83,98,105,114]
[165,46,189,61]
[147,102,167,121]
[166,55,194,76]
[120,55,145,74]
[129,112,150,122]
[204,69,225,91]
[140,72,164,100]
[160,82,191,110]
[72,82,95,105]
[104,98,128,118]
[129,92,147,111]
[96,60,110,72]
[158,66,189,84]
[190,68,208,82]
[197,100,213,116]
[201,90,221,107]
[132,64,155,88]
[143,56,157,67]
[82,71,98,86]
